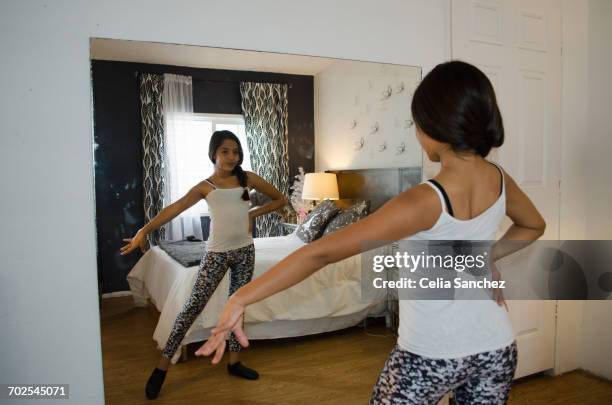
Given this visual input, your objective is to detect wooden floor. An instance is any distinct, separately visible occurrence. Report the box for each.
[100,296,612,404]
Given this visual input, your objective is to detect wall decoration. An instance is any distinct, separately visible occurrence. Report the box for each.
[396,142,406,155]
[314,60,421,170]
[370,121,380,134]
[354,137,365,151]
[381,85,392,100]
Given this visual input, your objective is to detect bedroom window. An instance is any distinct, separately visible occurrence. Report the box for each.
[169,113,252,216]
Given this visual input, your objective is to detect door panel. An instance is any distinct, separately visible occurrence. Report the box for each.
[452,0,561,378]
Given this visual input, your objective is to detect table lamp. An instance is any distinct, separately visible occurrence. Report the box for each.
[302,172,339,202]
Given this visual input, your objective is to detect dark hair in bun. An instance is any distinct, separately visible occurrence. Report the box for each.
[411,60,504,157]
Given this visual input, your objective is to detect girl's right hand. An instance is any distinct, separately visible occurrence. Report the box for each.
[120,231,146,255]
[247,211,256,235]
[195,296,248,364]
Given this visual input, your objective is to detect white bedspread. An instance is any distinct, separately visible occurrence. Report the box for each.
[127,233,386,362]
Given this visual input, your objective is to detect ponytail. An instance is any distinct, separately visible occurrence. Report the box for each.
[233,165,251,201]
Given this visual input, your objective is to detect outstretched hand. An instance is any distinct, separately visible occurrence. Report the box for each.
[120,231,146,255]
[195,297,249,364]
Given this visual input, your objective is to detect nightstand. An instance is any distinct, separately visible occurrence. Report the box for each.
[279,222,298,235]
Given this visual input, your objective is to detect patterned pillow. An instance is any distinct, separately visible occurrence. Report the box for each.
[322,200,371,236]
[296,200,341,243]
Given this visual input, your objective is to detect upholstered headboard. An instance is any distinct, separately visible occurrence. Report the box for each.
[326,167,422,212]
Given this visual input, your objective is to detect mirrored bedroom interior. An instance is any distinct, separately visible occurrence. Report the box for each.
[91,38,423,403]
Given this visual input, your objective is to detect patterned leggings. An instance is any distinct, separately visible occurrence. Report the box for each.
[162,244,255,359]
[370,342,517,405]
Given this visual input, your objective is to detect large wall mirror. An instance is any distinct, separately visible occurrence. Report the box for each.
[91,38,422,402]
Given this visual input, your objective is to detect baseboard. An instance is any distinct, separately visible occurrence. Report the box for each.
[101,291,133,299]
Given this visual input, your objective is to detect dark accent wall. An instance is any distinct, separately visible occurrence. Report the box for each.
[92,60,314,294]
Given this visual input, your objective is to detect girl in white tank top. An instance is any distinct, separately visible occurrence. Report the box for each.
[121,130,287,399]
[199,62,547,405]
[397,164,514,360]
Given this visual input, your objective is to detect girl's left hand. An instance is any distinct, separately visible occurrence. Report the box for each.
[491,264,508,311]
[194,297,249,364]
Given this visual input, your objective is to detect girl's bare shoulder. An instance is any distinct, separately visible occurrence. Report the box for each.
[391,183,443,227]
[193,179,216,197]
[399,182,441,208]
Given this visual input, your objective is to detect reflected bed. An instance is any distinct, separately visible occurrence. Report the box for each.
[127,232,386,363]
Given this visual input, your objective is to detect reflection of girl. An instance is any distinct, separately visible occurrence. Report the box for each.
[197,62,546,404]
[120,130,287,400]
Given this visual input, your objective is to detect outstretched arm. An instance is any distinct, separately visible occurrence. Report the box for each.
[236,184,436,306]
[120,182,210,255]
[196,184,440,362]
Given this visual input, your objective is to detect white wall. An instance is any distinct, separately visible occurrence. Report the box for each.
[580,0,612,380]
[560,0,589,242]
[559,0,612,381]
[555,0,589,375]
[0,1,450,403]
[314,60,422,171]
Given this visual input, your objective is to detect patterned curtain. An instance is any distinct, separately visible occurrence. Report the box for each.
[240,82,290,237]
[139,73,166,246]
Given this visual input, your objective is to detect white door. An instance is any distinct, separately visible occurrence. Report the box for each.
[451,0,561,378]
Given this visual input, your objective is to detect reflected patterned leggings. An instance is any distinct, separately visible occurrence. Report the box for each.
[162,244,255,359]
[369,342,517,404]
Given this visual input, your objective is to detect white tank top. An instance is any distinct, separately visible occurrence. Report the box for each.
[397,164,515,358]
[204,181,253,252]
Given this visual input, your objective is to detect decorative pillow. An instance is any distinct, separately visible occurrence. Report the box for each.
[322,200,371,236]
[296,200,340,243]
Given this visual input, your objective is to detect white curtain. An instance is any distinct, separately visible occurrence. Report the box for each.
[162,74,201,240]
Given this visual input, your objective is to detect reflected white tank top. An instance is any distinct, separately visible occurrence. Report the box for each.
[397,165,515,358]
[204,181,253,252]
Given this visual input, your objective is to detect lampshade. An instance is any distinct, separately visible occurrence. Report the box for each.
[302,173,339,200]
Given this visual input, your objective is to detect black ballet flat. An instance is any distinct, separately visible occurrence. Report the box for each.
[227,362,259,380]
[145,368,167,400]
